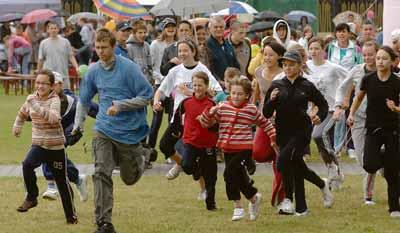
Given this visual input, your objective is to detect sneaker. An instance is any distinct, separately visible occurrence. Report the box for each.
[347,149,357,159]
[17,199,38,212]
[231,208,245,221]
[76,174,88,202]
[145,161,153,169]
[165,158,174,164]
[42,187,59,200]
[94,222,117,233]
[390,211,400,218]
[278,198,295,215]
[249,193,262,221]
[321,178,334,208]
[197,190,207,201]
[364,198,376,205]
[165,164,182,180]
[295,209,310,216]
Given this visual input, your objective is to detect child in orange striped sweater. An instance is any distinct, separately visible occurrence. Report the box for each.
[200,77,277,221]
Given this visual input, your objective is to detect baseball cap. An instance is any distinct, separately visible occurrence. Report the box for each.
[116,21,132,31]
[391,29,400,42]
[279,51,302,63]
[160,18,176,30]
[53,71,63,83]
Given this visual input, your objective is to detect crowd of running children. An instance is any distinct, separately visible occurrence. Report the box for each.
[11,14,400,233]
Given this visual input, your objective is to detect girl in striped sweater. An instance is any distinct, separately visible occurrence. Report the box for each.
[13,70,77,224]
[201,77,277,221]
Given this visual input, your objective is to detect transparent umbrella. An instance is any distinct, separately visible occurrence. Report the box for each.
[150,0,229,17]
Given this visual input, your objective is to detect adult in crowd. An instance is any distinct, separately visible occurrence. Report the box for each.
[73,28,153,233]
[228,21,251,77]
[3,34,32,74]
[206,16,240,83]
[357,20,377,46]
[37,21,79,90]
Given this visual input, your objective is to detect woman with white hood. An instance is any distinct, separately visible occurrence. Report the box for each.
[272,19,298,49]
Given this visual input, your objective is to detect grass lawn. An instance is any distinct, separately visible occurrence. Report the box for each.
[0,175,399,233]
[0,90,355,165]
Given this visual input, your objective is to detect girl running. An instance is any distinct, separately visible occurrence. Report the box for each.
[13,70,77,224]
[201,77,276,221]
[264,51,329,215]
[171,71,218,211]
[347,46,400,217]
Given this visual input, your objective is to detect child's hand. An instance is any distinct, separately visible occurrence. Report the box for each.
[386,99,397,112]
[209,106,219,115]
[177,84,193,96]
[153,101,163,112]
[196,115,209,128]
[310,114,321,125]
[12,127,21,137]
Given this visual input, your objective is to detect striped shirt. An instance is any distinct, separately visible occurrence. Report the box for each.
[202,100,276,152]
[13,91,65,150]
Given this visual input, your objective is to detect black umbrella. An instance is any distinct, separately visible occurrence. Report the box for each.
[0,13,24,23]
[248,21,274,33]
[255,10,280,20]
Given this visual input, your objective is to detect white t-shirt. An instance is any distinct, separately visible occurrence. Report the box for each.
[159,62,222,121]
[306,60,348,111]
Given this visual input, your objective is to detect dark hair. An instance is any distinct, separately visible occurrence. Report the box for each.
[335,23,350,33]
[308,37,325,49]
[177,39,199,61]
[37,69,55,85]
[192,71,209,86]
[230,76,252,96]
[264,41,286,57]
[95,28,116,47]
[178,20,193,30]
[379,46,397,61]
[363,19,375,27]
[46,21,59,29]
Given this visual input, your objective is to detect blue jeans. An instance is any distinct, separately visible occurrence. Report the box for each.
[14,47,32,74]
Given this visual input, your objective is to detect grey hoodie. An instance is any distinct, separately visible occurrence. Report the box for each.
[127,34,153,82]
[272,19,298,49]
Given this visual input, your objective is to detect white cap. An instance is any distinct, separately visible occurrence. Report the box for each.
[53,72,63,83]
[391,29,400,42]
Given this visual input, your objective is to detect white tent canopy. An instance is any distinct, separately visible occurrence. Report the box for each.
[0,0,61,15]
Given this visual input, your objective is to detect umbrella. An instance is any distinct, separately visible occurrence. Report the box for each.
[189,17,209,27]
[248,21,274,33]
[0,13,24,23]
[93,0,149,19]
[215,1,258,15]
[150,0,229,17]
[255,10,280,20]
[287,10,316,23]
[67,12,104,24]
[21,9,57,24]
[333,11,362,26]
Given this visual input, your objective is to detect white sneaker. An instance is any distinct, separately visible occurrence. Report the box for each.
[321,178,334,208]
[42,187,59,200]
[231,208,245,221]
[76,174,88,202]
[347,149,357,159]
[197,190,207,201]
[165,158,174,164]
[165,164,182,180]
[278,198,295,215]
[295,209,310,216]
[364,199,376,205]
[327,164,344,191]
[249,193,262,221]
[390,211,400,218]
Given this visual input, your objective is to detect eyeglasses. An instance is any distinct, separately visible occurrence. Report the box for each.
[35,81,51,86]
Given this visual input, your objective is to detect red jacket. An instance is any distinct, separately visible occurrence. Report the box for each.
[202,100,276,152]
[171,95,218,148]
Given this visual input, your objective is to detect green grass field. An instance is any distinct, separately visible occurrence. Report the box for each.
[1,176,399,233]
[0,90,354,165]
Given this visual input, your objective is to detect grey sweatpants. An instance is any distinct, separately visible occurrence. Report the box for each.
[312,112,336,164]
[351,117,376,200]
[92,131,145,225]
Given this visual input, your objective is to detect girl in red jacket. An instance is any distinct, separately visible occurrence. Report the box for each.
[201,77,277,221]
